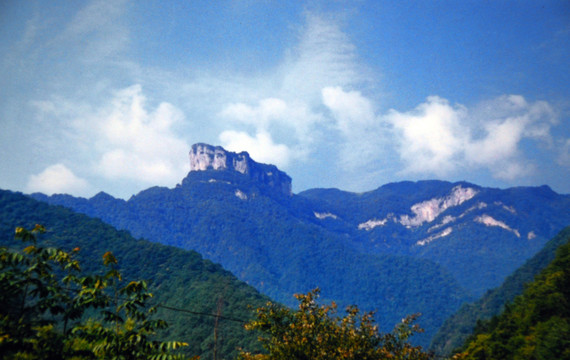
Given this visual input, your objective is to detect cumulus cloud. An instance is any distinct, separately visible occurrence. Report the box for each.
[386,96,467,175]
[321,88,559,183]
[466,118,524,166]
[221,97,321,136]
[465,95,556,179]
[215,12,365,169]
[193,11,367,176]
[221,98,288,129]
[26,164,90,196]
[322,86,376,135]
[493,162,534,181]
[22,84,190,198]
[94,85,189,184]
[219,130,292,167]
[320,86,393,180]
[386,94,558,179]
[220,96,323,159]
[6,3,567,197]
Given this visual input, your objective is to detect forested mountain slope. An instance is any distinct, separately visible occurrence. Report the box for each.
[32,144,570,346]
[430,226,570,356]
[457,226,570,359]
[299,181,570,297]
[0,189,268,359]
[33,170,470,347]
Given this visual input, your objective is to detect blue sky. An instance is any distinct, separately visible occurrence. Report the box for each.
[1,0,569,198]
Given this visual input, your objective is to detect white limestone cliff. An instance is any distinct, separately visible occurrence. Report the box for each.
[314,212,338,220]
[417,227,453,246]
[398,186,478,227]
[358,218,388,230]
[358,186,479,231]
[474,214,520,237]
[189,143,292,196]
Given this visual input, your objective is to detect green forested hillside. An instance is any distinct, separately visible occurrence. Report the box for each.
[0,189,268,359]
[456,227,570,359]
[34,172,472,347]
[430,226,570,356]
[301,183,570,297]
[32,170,570,348]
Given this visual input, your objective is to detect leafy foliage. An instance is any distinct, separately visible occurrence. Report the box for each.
[0,225,190,359]
[456,231,570,359]
[430,226,570,356]
[0,189,268,359]
[239,289,433,360]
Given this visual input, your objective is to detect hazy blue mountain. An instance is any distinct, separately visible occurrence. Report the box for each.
[0,189,268,359]
[32,169,470,347]
[31,144,570,346]
[300,182,570,296]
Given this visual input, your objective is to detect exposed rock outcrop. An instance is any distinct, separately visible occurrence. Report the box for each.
[357,185,479,231]
[189,143,292,196]
[399,185,478,227]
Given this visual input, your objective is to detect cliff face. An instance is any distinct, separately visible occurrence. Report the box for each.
[189,143,292,196]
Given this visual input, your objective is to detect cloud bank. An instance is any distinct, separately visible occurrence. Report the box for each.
[2,2,567,197]
[208,13,564,190]
[28,85,190,197]
[26,164,90,196]
[387,94,557,180]
[94,85,188,183]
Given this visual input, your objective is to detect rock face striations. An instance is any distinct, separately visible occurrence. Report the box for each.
[189,143,292,196]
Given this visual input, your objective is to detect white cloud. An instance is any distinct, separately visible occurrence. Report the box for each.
[220,97,322,153]
[219,130,292,168]
[386,96,467,175]
[558,138,570,167]
[322,86,375,135]
[320,86,392,179]
[383,94,558,180]
[319,88,561,184]
[469,95,557,141]
[221,98,288,129]
[212,13,366,172]
[16,11,369,197]
[94,85,189,184]
[26,164,91,196]
[5,3,567,197]
[465,95,557,179]
[22,84,191,198]
[467,117,524,163]
[493,162,534,181]
[280,12,367,102]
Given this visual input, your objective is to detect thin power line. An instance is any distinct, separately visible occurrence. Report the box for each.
[154,303,247,324]
[58,286,250,324]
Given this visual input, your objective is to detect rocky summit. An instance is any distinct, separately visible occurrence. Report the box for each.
[189,143,292,196]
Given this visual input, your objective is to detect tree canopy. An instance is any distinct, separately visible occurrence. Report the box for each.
[0,225,191,359]
[456,235,570,359]
[238,289,433,360]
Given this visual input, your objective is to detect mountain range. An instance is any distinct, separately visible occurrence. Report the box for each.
[30,143,570,347]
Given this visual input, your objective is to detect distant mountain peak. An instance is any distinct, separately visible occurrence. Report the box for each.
[189,143,292,196]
